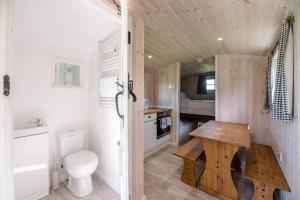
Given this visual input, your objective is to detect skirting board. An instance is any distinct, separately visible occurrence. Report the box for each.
[94,170,120,194]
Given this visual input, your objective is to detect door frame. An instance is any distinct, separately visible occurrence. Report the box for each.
[120,0,130,199]
[0,0,14,199]
[0,0,131,199]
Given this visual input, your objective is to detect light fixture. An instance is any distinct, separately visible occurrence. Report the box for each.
[217,37,223,41]
[196,58,203,62]
[148,55,153,59]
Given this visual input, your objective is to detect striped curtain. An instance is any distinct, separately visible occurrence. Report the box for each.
[272,18,294,120]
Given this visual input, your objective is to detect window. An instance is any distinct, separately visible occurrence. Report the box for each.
[197,74,215,94]
[270,49,278,103]
[206,77,215,91]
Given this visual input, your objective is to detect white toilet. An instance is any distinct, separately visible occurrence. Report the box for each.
[57,129,98,197]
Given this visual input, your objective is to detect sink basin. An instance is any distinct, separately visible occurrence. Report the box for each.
[14,126,48,138]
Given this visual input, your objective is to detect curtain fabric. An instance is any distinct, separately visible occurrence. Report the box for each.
[197,75,207,94]
[272,18,294,121]
[264,56,272,109]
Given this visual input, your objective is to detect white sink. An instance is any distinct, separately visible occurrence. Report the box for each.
[14,126,48,138]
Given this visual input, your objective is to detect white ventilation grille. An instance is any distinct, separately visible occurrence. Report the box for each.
[55,62,80,87]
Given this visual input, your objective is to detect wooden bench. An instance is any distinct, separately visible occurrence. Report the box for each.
[245,143,290,200]
[174,138,204,187]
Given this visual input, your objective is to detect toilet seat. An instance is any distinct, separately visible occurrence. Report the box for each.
[65,150,98,179]
[66,150,98,169]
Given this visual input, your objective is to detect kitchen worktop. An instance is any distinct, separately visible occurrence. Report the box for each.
[144,108,172,115]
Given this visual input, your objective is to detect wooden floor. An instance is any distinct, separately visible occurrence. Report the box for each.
[144,145,254,200]
[42,175,120,200]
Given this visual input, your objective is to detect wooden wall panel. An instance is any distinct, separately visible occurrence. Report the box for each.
[155,63,180,145]
[131,18,145,200]
[144,69,155,105]
[181,74,215,100]
[269,2,300,199]
[129,0,289,70]
[216,55,270,145]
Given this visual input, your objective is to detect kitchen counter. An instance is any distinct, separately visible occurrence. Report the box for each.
[144,108,172,115]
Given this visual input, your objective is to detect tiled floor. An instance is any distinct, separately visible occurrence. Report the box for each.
[144,145,254,200]
[42,175,120,200]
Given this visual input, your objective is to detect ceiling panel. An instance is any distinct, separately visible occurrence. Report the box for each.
[129,0,288,69]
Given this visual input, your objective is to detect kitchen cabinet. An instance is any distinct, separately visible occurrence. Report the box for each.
[144,111,171,155]
[144,119,157,153]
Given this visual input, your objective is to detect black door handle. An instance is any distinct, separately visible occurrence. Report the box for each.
[114,79,137,119]
[115,81,124,119]
[115,90,124,119]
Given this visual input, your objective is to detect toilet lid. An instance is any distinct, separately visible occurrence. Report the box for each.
[65,150,98,169]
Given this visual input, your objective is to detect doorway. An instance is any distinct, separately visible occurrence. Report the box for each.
[0,0,131,200]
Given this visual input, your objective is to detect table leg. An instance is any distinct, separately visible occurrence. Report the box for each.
[251,180,275,200]
[199,139,239,200]
[181,159,197,187]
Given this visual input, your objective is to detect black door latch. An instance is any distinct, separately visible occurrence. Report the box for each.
[3,75,10,96]
[128,80,137,102]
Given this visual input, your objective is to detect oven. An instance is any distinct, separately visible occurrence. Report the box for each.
[157,111,171,139]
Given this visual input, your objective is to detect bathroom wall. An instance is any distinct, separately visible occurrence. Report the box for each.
[11,44,90,171]
[11,0,121,191]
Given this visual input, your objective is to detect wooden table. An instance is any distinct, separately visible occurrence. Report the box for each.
[189,120,250,200]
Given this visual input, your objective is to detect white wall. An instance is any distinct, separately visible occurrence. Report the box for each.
[11,44,90,170]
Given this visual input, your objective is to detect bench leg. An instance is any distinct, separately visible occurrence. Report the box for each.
[252,180,275,200]
[181,159,197,187]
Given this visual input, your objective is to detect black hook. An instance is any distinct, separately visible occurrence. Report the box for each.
[112,0,121,15]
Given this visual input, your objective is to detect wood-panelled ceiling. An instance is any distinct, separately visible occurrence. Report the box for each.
[129,0,289,69]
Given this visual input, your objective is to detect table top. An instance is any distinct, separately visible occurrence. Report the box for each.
[189,120,250,148]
